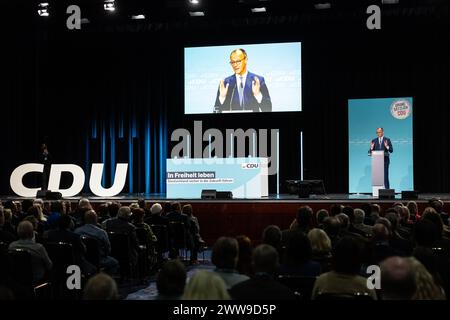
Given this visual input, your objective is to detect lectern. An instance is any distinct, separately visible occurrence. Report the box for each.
[371,150,385,197]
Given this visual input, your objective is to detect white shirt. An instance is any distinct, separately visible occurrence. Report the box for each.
[219,71,263,105]
[379,136,389,150]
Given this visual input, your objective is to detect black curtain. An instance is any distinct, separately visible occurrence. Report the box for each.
[2,7,450,195]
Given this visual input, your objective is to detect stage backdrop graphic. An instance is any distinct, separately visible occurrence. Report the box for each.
[348,98,414,193]
[184,42,302,114]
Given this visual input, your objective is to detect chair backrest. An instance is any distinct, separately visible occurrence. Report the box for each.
[8,249,34,286]
[169,221,186,248]
[80,236,100,268]
[108,231,131,261]
[135,227,150,246]
[315,292,374,301]
[150,224,169,252]
[44,242,74,266]
[277,275,317,300]
[44,242,75,278]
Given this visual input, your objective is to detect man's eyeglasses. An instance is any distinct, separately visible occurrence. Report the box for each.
[229,59,245,65]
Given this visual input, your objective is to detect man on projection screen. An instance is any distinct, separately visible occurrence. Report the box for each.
[369,127,394,189]
[213,48,272,113]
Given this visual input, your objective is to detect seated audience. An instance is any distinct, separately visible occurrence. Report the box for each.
[132,208,157,244]
[156,260,187,300]
[322,216,342,248]
[379,256,416,300]
[282,205,314,246]
[182,204,204,264]
[280,231,321,277]
[183,270,230,300]
[316,209,329,228]
[45,214,96,275]
[9,221,53,283]
[46,201,64,229]
[352,208,372,236]
[408,256,446,299]
[407,201,419,222]
[75,210,119,275]
[230,244,296,300]
[212,237,249,289]
[83,273,119,300]
[101,201,120,229]
[262,225,282,257]
[308,228,332,271]
[312,237,377,300]
[236,235,253,277]
[104,206,140,267]
[0,208,16,244]
[166,202,192,258]
[2,209,16,236]
[370,223,401,265]
[145,203,169,226]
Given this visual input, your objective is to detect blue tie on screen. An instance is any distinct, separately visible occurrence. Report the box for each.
[239,77,244,106]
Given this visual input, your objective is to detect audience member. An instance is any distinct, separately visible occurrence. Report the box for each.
[156,260,187,300]
[312,237,377,300]
[212,237,249,289]
[183,270,230,300]
[9,221,52,282]
[230,244,296,300]
[75,210,119,275]
[380,256,416,300]
[83,273,119,300]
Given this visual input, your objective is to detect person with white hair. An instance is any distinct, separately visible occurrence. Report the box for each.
[145,203,169,226]
[352,208,373,236]
[104,206,139,267]
[183,270,230,300]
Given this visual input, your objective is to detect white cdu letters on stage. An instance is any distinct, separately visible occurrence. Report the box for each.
[10,163,128,198]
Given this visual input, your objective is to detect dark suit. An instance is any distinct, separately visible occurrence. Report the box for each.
[145,214,169,227]
[166,211,193,258]
[214,71,272,112]
[45,228,96,275]
[229,274,296,300]
[105,217,139,266]
[369,136,393,189]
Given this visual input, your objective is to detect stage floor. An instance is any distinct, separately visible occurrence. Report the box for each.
[2,193,450,203]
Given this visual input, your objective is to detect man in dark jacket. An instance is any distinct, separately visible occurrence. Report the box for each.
[230,244,296,300]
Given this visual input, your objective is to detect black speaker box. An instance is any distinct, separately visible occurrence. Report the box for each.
[201,189,217,199]
[216,191,233,199]
[379,189,395,199]
[401,190,419,200]
[36,190,62,200]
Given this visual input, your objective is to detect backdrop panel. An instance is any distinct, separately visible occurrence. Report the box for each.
[348,98,414,193]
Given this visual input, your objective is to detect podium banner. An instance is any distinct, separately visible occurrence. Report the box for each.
[166,157,268,198]
[348,98,414,193]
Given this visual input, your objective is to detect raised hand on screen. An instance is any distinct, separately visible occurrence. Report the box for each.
[384,140,389,149]
[370,142,375,151]
[252,76,261,96]
[219,79,229,98]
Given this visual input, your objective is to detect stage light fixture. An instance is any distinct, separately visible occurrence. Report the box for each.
[382,0,399,4]
[189,11,205,16]
[38,3,49,17]
[189,0,200,4]
[104,0,116,12]
[131,14,146,20]
[251,7,267,13]
[314,2,331,10]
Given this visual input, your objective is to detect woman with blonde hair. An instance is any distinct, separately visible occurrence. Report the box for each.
[308,228,332,272]
[183,270,230,300]
[408,257,446,300]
